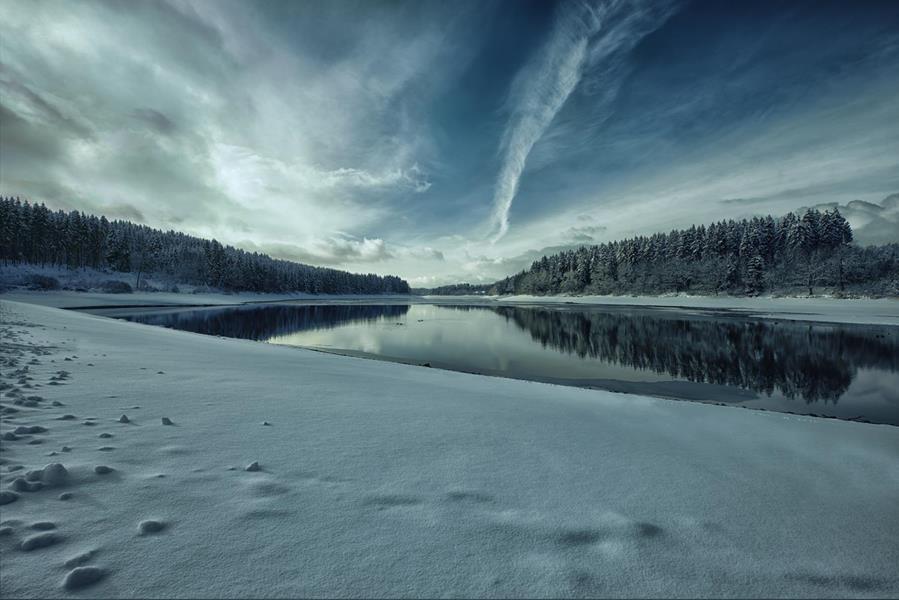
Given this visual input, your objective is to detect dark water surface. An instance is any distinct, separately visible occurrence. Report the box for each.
[113,303,899,425]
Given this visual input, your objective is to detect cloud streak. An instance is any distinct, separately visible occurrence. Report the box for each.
[489,0,676,242]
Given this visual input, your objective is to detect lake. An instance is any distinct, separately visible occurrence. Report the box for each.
[111,302,899,426]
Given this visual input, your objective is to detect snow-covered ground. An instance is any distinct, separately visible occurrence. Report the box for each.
[493,294,899,326]
[1,299,897,598]
[0,289,419,309]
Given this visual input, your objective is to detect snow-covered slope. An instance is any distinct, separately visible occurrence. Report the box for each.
[1,300,897,598]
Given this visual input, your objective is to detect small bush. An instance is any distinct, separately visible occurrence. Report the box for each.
[24,274,60,290]
[100,280,132,294]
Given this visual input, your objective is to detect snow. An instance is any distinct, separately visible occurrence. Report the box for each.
[494,294,899,326]
[0,289,419,309]
[5,287,898,327]
[1,299,899,598]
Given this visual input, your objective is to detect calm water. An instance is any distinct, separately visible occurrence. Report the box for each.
[116,303,899,425]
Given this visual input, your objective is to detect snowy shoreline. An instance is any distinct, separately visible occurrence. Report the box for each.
[3,288,898,326]
[1,299,898,598]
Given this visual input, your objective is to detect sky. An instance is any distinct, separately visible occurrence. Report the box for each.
[1,0,898,286]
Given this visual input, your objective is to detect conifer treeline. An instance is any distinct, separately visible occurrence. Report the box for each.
[0,198,410,294]
[490,209,898,296]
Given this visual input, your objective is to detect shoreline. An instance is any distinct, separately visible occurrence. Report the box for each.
[1,299,898,597]
[3,288,898,326]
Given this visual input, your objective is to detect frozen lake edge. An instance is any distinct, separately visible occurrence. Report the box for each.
[0,298,898,598]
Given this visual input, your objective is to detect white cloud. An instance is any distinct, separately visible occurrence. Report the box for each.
[488,0,676,242]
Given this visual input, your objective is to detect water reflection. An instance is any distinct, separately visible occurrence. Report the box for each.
[493,307,899,405]
[120,303,899,424]
[125,304,410,340]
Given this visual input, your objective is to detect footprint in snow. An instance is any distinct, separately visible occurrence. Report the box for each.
[0,490,19,505]
[20,531,63,551]
[63,566,105,590]
[138,520,167,535]
[64,549,98,568]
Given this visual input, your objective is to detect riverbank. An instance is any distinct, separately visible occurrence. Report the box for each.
[1,299,897,598]
[3,288,898,326]
[492,294,899,326]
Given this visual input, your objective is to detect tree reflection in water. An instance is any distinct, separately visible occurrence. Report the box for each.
[126,304,411,341]
[492,306,899,404]
[126,303,897,406]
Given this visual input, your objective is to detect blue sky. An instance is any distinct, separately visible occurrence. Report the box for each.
[1,0,898,285]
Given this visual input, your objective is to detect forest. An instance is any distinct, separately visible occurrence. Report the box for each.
[0,197,410,295]
[412,283,493,295]
[489,208,898,297]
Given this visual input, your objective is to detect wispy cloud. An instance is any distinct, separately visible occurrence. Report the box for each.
[488,0,677,242]
[244,236,445,268]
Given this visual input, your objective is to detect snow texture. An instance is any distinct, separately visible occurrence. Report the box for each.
[0,298,898,597]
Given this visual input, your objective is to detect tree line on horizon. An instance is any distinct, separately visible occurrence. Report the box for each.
[487,208,898,297]
[0,197,411,295]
